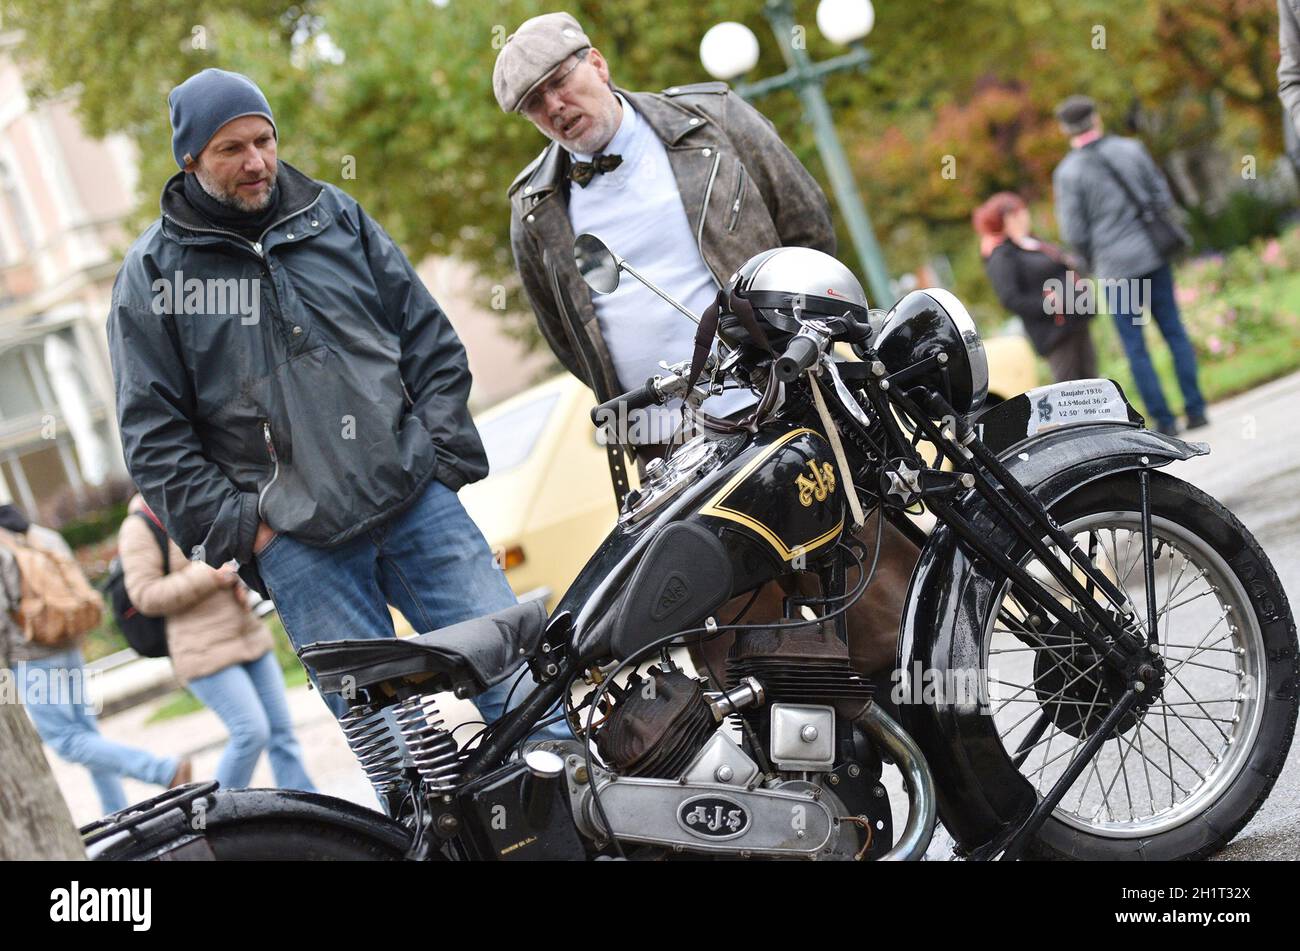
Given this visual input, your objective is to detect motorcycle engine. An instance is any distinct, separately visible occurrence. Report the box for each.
[725,621,874,744]
[579,633,891,859]
[595,665,717,778]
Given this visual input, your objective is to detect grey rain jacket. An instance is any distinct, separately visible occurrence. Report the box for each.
[107,162,485,587]
[1052,134,1179,281]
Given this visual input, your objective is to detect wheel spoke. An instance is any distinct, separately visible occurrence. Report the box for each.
[1138,719,1208,783]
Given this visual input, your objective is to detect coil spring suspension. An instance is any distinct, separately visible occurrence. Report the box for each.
[339,703,404,795]
[394,694,462,795]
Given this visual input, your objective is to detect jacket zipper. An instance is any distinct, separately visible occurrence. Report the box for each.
[161,192,323,345]
[161,191,325,259]
[696,150,722,266]
[257,421,280,520]
[726,165,747,232]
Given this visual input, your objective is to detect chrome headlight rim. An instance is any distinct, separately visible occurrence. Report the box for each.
[923,287,989,416]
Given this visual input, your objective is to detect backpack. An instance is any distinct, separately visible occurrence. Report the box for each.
[0,526,104,648]
[102,512,171,658]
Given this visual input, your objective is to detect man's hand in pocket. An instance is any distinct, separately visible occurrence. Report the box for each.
[253,521,276,555]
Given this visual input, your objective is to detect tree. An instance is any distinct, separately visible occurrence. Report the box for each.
[0,692,86,860]
[0,0,1285,338]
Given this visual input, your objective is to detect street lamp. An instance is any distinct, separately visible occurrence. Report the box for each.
[700,0,893,308]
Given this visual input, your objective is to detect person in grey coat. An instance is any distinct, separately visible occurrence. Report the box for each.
[107,69,563,735]
[1280,0,1300,139]
[1052,95,1207,436]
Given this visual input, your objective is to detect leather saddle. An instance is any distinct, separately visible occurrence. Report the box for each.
[298,600,548,698]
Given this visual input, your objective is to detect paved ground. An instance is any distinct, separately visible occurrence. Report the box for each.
[1163,372,1300,859]
[46,373,1300,857]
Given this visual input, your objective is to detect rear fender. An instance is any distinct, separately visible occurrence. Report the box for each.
[87,788,413,861]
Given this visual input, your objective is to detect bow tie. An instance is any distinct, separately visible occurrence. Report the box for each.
[570,153,623,187]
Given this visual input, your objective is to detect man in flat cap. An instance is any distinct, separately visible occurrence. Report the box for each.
[1052,95,1206,436]
[107,68,565,736]
[496,13,918,684]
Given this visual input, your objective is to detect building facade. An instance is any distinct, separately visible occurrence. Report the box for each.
[0,31,136,522]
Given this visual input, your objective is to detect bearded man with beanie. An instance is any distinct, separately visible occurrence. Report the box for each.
[107,69,565,736]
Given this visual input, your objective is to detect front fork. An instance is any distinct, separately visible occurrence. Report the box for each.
[851,378,1166,859]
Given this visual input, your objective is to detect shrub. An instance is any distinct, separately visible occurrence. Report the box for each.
[1185,188,1291,253]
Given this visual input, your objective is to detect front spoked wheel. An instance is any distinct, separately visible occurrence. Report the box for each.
[982,472,1297,860]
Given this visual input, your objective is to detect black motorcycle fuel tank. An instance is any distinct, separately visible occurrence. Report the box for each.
[559,424,848,664]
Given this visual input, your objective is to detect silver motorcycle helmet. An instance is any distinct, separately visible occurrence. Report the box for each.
[721,247,871,343]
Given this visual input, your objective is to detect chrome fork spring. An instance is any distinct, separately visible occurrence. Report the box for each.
[339,703,405,794]
[395,694,461,795]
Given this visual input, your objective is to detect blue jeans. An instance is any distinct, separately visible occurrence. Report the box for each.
[14,648,178,816]
[1109,264,1206,429]
[187,651,316,792]
[255,478,567,739]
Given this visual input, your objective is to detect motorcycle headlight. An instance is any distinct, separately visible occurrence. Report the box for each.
[872,288,988,417]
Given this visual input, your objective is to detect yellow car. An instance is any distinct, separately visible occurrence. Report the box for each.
[459,374,616,611]
[459,331,1039,609]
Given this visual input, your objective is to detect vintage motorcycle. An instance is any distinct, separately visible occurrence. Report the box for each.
[85,236,1296,862]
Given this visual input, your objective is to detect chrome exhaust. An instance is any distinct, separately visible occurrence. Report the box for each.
[855,702,937,861]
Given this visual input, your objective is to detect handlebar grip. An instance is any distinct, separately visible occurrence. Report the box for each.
[774,333,822,383]
[590,377,662,426]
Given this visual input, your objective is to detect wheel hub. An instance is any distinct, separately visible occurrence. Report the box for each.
[1030,616,1163,739]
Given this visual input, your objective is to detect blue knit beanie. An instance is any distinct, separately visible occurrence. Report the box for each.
[168,68,277,169]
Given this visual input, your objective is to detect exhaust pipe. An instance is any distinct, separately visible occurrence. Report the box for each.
[854,702,937,861]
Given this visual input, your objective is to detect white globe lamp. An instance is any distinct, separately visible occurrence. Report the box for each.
[699,21,761,81]
[816,0,875,46]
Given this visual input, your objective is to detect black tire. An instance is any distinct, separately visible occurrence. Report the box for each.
[89,788,412,861]
[985,472,1297,860]
[200,819,408,861]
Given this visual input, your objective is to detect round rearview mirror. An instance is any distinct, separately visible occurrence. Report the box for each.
[574,233,621,295]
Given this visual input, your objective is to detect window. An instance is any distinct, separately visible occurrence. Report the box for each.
[0,160,35,260]
[476,392,561,475]
[0,347,43,421]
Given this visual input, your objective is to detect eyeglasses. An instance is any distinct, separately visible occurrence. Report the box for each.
[519,48,590,116]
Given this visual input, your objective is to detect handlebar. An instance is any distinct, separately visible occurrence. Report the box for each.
[774,330,824,383]
[590,376,664,425]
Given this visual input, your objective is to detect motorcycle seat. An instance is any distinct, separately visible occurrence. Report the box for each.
[297,600,548,698]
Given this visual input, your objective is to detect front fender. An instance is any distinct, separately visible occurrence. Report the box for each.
[897,422,1208,853]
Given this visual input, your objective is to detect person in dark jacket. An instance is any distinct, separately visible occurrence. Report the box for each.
[974,192,1096,382]
[106,69,563,735]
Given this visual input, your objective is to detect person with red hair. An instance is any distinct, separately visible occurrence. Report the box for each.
[974,192,1096,382]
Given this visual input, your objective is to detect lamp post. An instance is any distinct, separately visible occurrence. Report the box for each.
[700,0,892,307]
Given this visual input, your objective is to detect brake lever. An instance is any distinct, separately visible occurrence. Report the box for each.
[821,355,874,429]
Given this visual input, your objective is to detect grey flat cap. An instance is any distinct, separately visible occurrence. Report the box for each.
[493,12,591,113]
[1055,95,1098,134]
